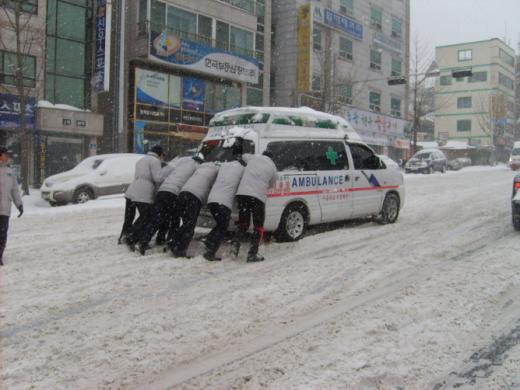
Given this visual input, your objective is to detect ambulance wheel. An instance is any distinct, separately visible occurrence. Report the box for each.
[378,193,400,225]
[276,203,308,242]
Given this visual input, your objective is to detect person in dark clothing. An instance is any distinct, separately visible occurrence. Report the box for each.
[231,150,277,262]
[169,161,218,258]
[124,145,168,251]
[0,147,23,266]
[203,138,246,261]
[136,153,203,255]
[118,196,136,244]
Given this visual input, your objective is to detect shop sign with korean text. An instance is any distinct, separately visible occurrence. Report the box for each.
[0,93,36,129]
[149,31,259,84]
[93,0,111,92]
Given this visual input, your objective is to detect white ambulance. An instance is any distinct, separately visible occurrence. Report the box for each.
[200,106,405,241]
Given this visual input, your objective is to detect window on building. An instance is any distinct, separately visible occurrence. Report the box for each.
[468,71,487,83]
[458,49,472,61]
[499,49,515,67]
[313,25,322,51]
[150,0,166,32]
[391,17,402,39]
[0,51,36,87]
[2,0,38,14]
[440,75,452,86]
[45,0,90,109]
[339,0,353,15]
[370,49,382,71]
[230,26,254,55]
[167,5,196,39]
[498,72,514,90]
[312,75,321,91]
[198,15,212,43]
[370,7,382,30]
[247,88,263,106]
[391,97,401,117]
[457,96,472,109]
[339,37,353,60]
[138,0,147,34]
[457,119,471,132]
[216,21,230,50]
[369,91,381,112]
[391,58,402,76]
[338,84,352,104]
[220,0,255,15]
[205,81,241,113]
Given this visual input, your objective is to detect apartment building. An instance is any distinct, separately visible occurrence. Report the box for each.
[0,0,102,185]
[272,0,410,159]
[96,0,271,157]
[434,38,516,161]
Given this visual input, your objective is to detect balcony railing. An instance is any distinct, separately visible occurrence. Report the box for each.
[148,24,262,62]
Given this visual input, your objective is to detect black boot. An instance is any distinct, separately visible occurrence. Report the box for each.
[0,258,3,266]
[137,242,151,256]
[247,253,264,262]
[230,240,240,257]
[203,251,222,261]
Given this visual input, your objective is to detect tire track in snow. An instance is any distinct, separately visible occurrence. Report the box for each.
[136,232,516,390]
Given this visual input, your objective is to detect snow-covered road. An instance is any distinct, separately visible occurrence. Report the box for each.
[2,166,520,389]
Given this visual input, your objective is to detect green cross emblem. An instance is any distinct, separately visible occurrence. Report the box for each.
[325,146,338,165]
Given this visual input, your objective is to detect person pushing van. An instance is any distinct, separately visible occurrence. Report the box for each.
[231,150,277,262]
[124,145,168,250]
[169,160,219,258]
[203,137,247,261]
[136,149,207,255]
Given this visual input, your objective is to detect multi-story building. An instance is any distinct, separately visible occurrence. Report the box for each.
[96,0,271,157]
[272,0,410,160]
[0,0,102,186]
[434,38,516,162]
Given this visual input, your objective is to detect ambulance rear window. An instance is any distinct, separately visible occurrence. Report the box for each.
[210,113,270,126]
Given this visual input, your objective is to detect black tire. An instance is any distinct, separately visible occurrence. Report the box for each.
[441,164,446,173]
[73,187,94,204]
[378,193,400,225]
[427,166,434,174]
[275,203,308,242]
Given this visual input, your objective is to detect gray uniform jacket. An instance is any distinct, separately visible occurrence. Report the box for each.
[180,162,218,204]
[158,157,200,195]
[125,152,164,204]
[236,154,278,203]
[0,163,23,217]
[207,160,246,210]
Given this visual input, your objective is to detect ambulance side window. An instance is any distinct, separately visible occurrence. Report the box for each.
[313,141,349,170]
[348,143,381,170]
[266,141,317,171]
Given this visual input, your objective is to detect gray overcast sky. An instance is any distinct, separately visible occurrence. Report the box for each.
[411,0,520,52]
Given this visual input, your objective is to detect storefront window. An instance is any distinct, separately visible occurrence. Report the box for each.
[247,88,263,106]
[205,82,241,113]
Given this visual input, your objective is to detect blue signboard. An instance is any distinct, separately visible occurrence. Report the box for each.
[182,77,205,112]
[149,31,259,84]
[94,0,110,92]
[323,8,363,40]
[134,121,145,154]
[0,93,36,129]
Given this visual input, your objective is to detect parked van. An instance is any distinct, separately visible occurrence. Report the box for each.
[199,107,405,241]
[509,141,520,171]
[40,153,143,205]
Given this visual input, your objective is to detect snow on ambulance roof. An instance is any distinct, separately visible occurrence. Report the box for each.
[210,106,361,141]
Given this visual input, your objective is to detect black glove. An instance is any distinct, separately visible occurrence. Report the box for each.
[17,205,23,218]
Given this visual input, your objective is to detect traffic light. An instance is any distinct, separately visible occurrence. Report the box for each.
[451,69,472,78]
[387,77,407,86]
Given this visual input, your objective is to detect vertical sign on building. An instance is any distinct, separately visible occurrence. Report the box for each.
[297,4,312,92]
[134,121,145,154]
[94,0,112,92]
